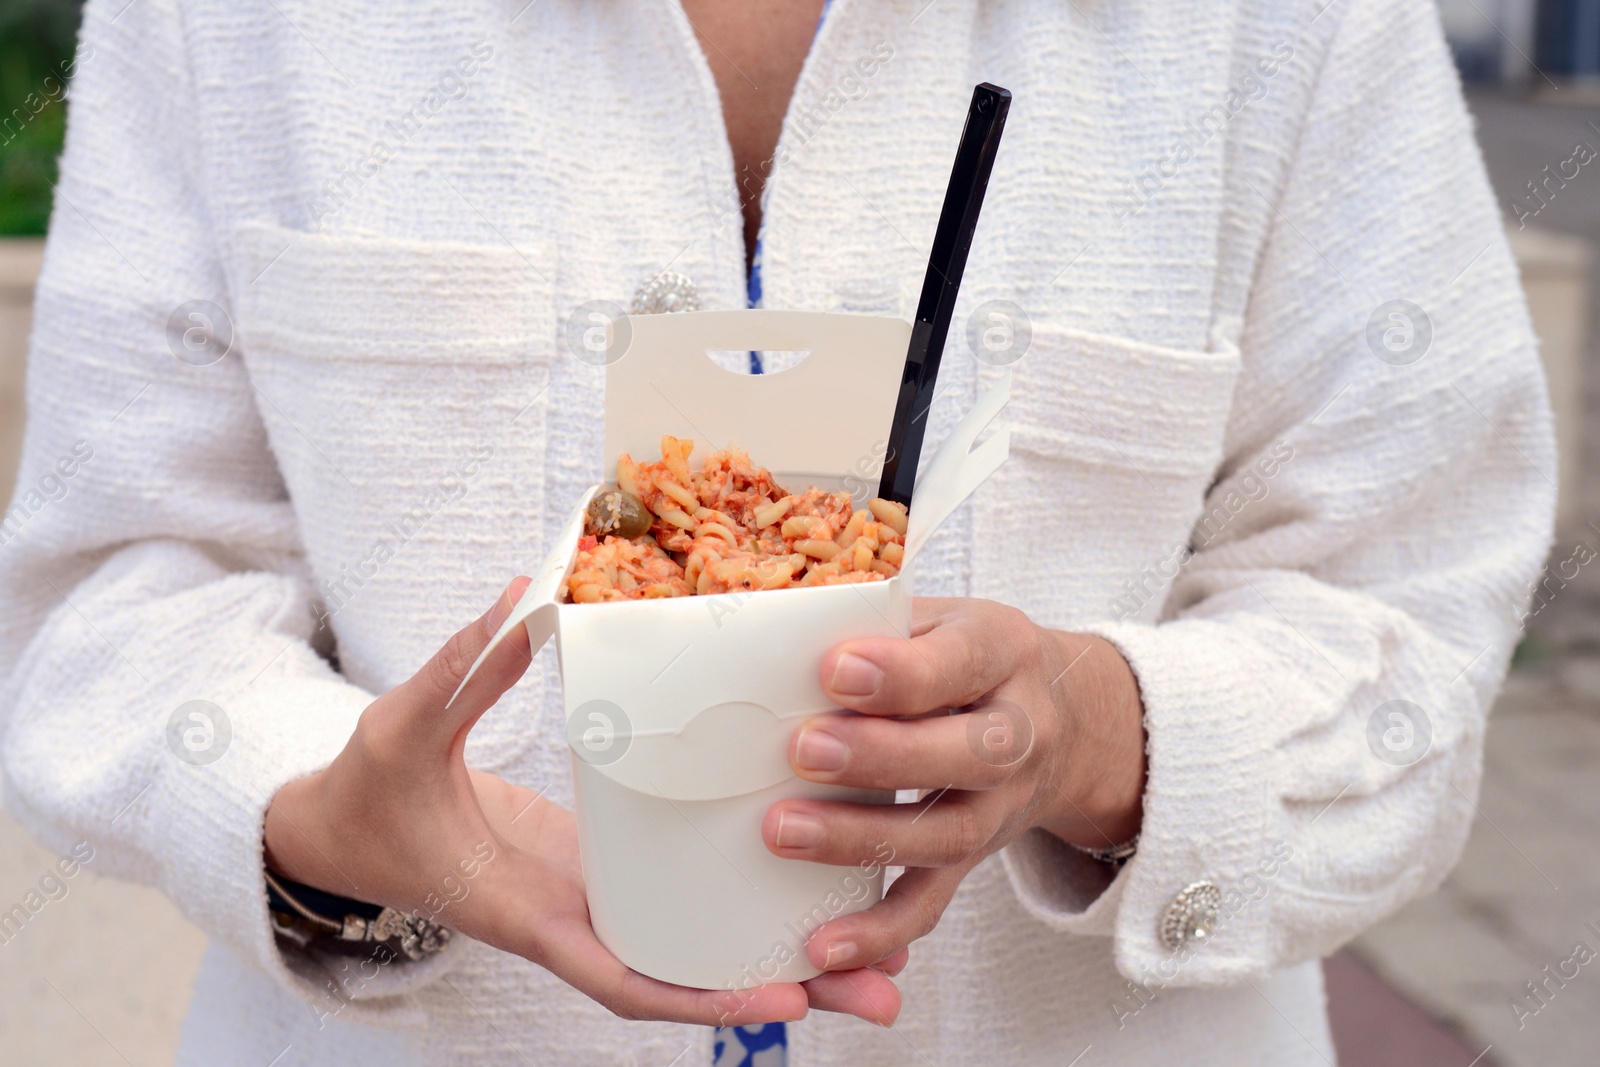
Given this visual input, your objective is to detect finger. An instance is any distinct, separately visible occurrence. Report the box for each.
[765,791,1001,869]
[540,912,810,1026]
[804,866,966,972]
[873,947,911,977]
[789,706,1033,791]
[471,852,811,1026]
[383,577,534,749]
[801,966,901,1026]
[820,599,1037,717]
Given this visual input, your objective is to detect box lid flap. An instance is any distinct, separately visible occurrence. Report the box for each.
[447,486,595,709]
[904,369,1011,565]
[571,699,805,801]
[606,309,909,486]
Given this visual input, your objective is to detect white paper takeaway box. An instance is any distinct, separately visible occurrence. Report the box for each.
[458,309,1010,990]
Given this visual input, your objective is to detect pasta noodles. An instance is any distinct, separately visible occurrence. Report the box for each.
[562,436,909,603]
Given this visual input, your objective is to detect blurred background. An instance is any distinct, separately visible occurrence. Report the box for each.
[2,0,1599,1063]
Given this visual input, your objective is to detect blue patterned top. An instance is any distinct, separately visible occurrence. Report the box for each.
[714,1022,789,1067]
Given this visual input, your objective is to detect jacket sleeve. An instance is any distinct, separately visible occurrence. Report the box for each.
[1000,0,1555,987]
[0,0,460,1015]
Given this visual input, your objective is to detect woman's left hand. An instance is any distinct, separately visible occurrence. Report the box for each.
[763,597,1147,975]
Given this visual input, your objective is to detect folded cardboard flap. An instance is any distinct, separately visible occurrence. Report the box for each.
[599,700,795,802]
[446,486,593,709]
[904,368,1011,565]
[608,310,910,483]
[559,575,910,800]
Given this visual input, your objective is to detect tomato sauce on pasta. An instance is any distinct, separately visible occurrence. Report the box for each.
[563,436,908,603]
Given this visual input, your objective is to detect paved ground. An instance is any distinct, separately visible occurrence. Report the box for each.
[1350,658,1600,1067]
[1325,951,1493,1067]
[0,87,1598,1066]
[0,818,207,1065]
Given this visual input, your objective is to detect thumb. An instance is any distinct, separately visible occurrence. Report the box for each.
[386,577,535,750]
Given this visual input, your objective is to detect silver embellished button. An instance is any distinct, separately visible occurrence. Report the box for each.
[630,271,701,315]
[1160,880,1221,950]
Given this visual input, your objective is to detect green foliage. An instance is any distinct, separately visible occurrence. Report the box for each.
[0,0,86,236]
[1510,630,1546,670]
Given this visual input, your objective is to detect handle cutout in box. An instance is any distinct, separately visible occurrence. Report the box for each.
[704,349,813,373]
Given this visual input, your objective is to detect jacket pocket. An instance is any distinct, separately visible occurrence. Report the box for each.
[226,224,559,764]
[226,223,555,518]
[971,325,1241,629]
[1004,325,1240,476]
[233,222,554,365]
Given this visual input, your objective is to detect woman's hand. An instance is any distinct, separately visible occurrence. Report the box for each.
[264,580,905,1026]
[763,597,1147,973]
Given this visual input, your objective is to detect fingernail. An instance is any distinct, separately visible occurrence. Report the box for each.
[829,653,882,697]
[775,810,824,849]
[823,940,857,969]
[485,578,531,632]
[486,585,515,629]
[795,729,849,773]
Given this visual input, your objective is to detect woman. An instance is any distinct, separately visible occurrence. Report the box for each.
[0,0,1553,1064]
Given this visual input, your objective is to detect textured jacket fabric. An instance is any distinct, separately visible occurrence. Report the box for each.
[0,0,1553,1063]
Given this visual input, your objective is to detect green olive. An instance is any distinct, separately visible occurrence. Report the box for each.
[586,487,652,539]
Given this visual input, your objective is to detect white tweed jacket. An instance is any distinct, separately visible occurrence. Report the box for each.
[0,0,1554,1063]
